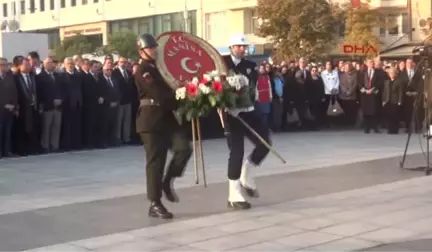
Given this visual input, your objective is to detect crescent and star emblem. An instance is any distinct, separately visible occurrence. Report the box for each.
[180,57,201,74]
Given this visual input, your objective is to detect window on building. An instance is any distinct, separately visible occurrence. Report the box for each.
[187,10,197,35]
[171,12,184,31]
[154,15,162,35]
[138,17,153,35]
[402,13,409,34]
[2,3,7,17]
[170,11,196,34]
[20,0,25,14]
[387,14,399,35]
[94,0,99,3]
[29,0,35,12]
[119,20,132,32]
[162,15,171,32]
[250,9,259,35]
[71,0,76,6]
[60,0,65,8]
[205,12,226,41]
[39,0,45,11]
[110,22,119,34]
[47,30,61,49]
[50,0,54,10]
[82,0,88,4]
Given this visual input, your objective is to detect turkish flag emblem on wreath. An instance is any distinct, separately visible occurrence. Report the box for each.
[155,31,228,90]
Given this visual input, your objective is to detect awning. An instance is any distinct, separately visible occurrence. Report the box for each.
[379,42,421,58]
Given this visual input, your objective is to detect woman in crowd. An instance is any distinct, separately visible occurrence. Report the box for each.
[338,62,359,126]
[271,70,284,131]
[255,64,273,128]
[307,66,326,127]
[321,61,340,127]
[382,67,403,134]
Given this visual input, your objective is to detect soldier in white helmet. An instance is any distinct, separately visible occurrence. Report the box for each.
[222,33,271,210]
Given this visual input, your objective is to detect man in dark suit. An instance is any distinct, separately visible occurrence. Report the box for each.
[36,56,64,153]
[60,57,83,151]
[112,56,134,144]
[400,58,423,132]
[359,58,384,133]
[13,57,40,155]
[0,57,17,158]
[28,51,43,75]
[292,58,311,127]
[135,34,192,219]
[98,61,121,146]
[73,55,83,73]
[81,59,102,148]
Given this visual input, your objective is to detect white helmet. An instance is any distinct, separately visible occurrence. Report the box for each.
[229,33,249,47]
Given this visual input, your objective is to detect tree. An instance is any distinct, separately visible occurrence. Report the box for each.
[256,0,338,60]
[104,30,137,60]
[342,2,381,57]
[52,34,97,60]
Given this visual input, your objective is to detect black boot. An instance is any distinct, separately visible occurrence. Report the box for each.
[162,178,179,203]
[241,185,260,198]
[148,201,173,219]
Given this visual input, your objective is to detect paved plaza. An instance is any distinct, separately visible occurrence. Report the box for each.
[1,130,432,251]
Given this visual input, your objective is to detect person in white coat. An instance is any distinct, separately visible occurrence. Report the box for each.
[321,61,340,122]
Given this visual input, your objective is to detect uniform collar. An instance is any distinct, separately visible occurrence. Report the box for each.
[230,54,242,66]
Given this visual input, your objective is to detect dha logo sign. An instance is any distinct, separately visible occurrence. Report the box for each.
[342,44,378,55]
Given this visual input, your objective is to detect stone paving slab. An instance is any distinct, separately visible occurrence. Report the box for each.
[1,152,426,251]
[0,131,424,215]
[23,176,432,252]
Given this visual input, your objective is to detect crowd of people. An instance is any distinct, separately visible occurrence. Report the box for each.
[254,57,423,135]
[0,52,141,159]
[0,50,423,160]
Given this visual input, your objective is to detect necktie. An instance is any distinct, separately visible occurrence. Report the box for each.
[368,69,372,89]
[25,74,31,89]
[409,70,413,80]
[108,77,113,87]
[123,70,128,80]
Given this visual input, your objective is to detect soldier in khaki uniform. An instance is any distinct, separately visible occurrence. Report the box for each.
[134,34,192,219]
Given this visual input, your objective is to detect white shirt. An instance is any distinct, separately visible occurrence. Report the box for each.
[119,67,129,79]
[367,68,374,79]
[105,75,113,87]
[321,69,340,95]
[21,73,30,86]
[407,68,414,80]
[34,66,42,75]
[231,54,241,66]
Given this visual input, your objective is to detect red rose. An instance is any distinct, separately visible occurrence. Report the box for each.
[186,84,198,97]
[212,81,223,93]
[200,78,209,84]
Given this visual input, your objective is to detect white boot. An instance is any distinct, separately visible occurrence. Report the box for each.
[228,179,246,202]
[228,180,251,210]
[240,160,260,197]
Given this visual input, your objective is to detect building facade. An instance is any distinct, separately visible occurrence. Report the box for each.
[0,0,423,58]
[0,0,261,54]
